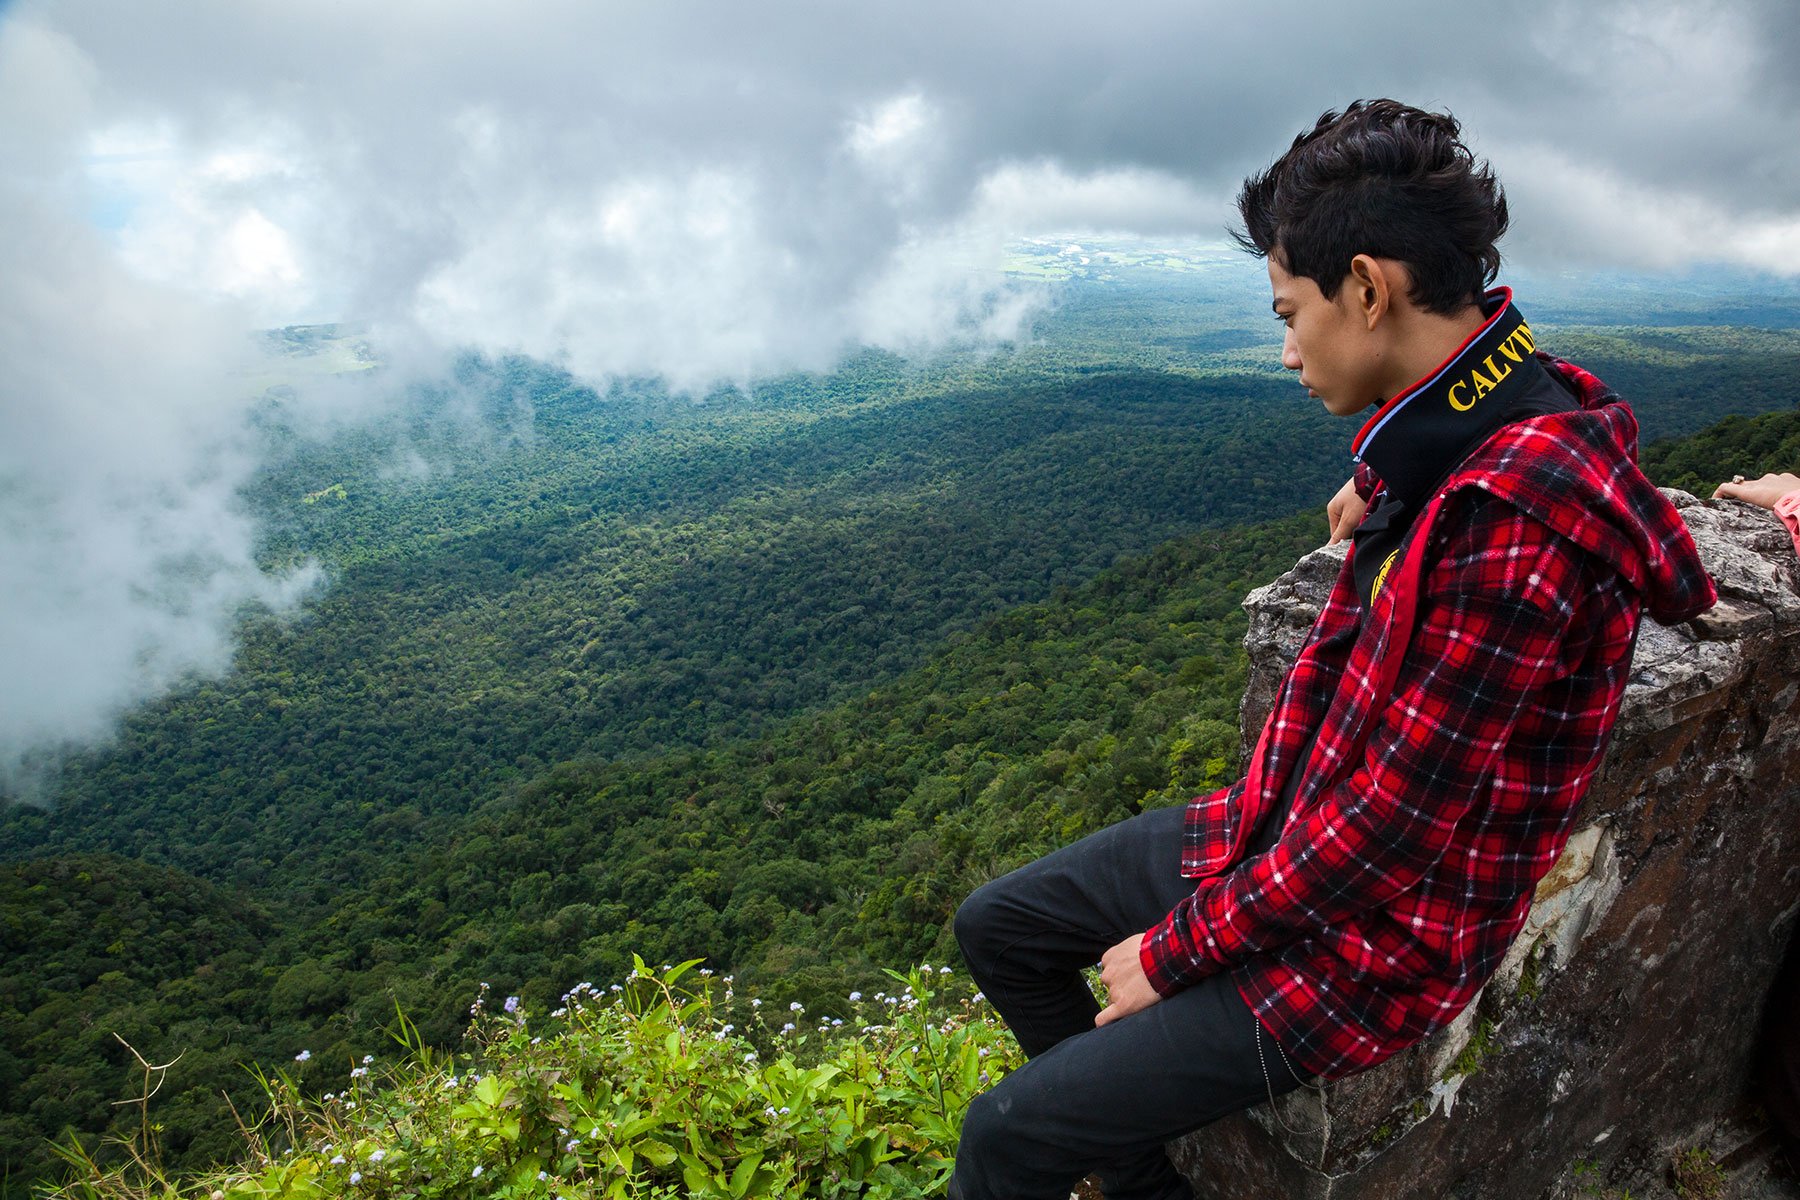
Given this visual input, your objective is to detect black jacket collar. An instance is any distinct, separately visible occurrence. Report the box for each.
[1351,288,1565,511]
[1346,288,1576,608]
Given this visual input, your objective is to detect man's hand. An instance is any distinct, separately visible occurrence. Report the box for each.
[1326,477,1368,544]
[1713,471,1800,511]
[1095,933,1163,1027]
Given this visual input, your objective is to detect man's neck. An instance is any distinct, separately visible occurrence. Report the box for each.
[1371,301,1488,405]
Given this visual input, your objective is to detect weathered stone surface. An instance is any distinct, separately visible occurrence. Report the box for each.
[1173,492,1800,1200]
[1237,539,1348,744]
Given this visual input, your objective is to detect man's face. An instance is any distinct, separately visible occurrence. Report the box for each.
[1266,257,1381,417]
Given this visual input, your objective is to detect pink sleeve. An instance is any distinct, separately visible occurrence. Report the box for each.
[1776,490,1800,558]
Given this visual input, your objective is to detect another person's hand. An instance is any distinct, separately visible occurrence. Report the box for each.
[1712,472,1800,510]
[1327,477,1368,544]
[1095,933,1163,1027]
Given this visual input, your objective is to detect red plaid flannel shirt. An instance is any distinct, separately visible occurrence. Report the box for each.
[1141,359,1716,1079]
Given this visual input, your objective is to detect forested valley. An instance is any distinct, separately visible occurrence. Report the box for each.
[4,264,1799,1191]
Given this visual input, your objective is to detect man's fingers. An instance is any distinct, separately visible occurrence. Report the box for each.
[1325,480,1368,544]
[1094,1003,1119,1028]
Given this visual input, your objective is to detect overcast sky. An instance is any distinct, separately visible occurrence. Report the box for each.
[4,0,1798,789]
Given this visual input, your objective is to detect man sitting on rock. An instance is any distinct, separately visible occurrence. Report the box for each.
[948,99,1717,1200]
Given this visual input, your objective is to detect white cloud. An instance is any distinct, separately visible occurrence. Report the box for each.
[971,162,1227,239]
[848,92,933,161]
[1501,143,1800,275]
[0,16,321,791]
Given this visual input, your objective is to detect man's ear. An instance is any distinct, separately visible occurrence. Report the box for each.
[1346,253,1399,331]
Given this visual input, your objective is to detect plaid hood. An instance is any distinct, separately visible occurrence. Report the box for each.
[1461,354,1716,628]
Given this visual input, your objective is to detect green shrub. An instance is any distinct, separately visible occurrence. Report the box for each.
[47,959,1022,1200]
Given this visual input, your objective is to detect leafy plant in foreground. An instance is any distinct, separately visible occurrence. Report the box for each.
[47,960,1023,1200]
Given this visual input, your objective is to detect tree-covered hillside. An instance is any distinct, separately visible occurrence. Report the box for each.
[4,284,1799,1193]
[0,510,1318,1190]
[1642,402,1800,493]
[1,359,1349,897]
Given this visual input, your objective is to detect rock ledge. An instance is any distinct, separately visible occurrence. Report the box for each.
[1172,494,1800,1200]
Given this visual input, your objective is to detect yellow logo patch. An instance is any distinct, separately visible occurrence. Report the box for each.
[1446,322,1535,412]
[1371,547,1401,602]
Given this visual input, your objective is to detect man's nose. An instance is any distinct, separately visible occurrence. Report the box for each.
[1281,328,1301,371]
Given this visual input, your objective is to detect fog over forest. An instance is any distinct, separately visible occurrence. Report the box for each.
[4,0,1800,785]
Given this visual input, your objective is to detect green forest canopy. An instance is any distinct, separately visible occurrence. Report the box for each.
[2,274,1797,1191]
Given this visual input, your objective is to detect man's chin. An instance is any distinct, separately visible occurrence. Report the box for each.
[1324,395,1380,417]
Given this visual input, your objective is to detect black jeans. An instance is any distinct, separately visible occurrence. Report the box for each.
[948,805,1304,1200]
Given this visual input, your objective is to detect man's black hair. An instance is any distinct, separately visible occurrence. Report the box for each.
[1234,99,1508,315]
